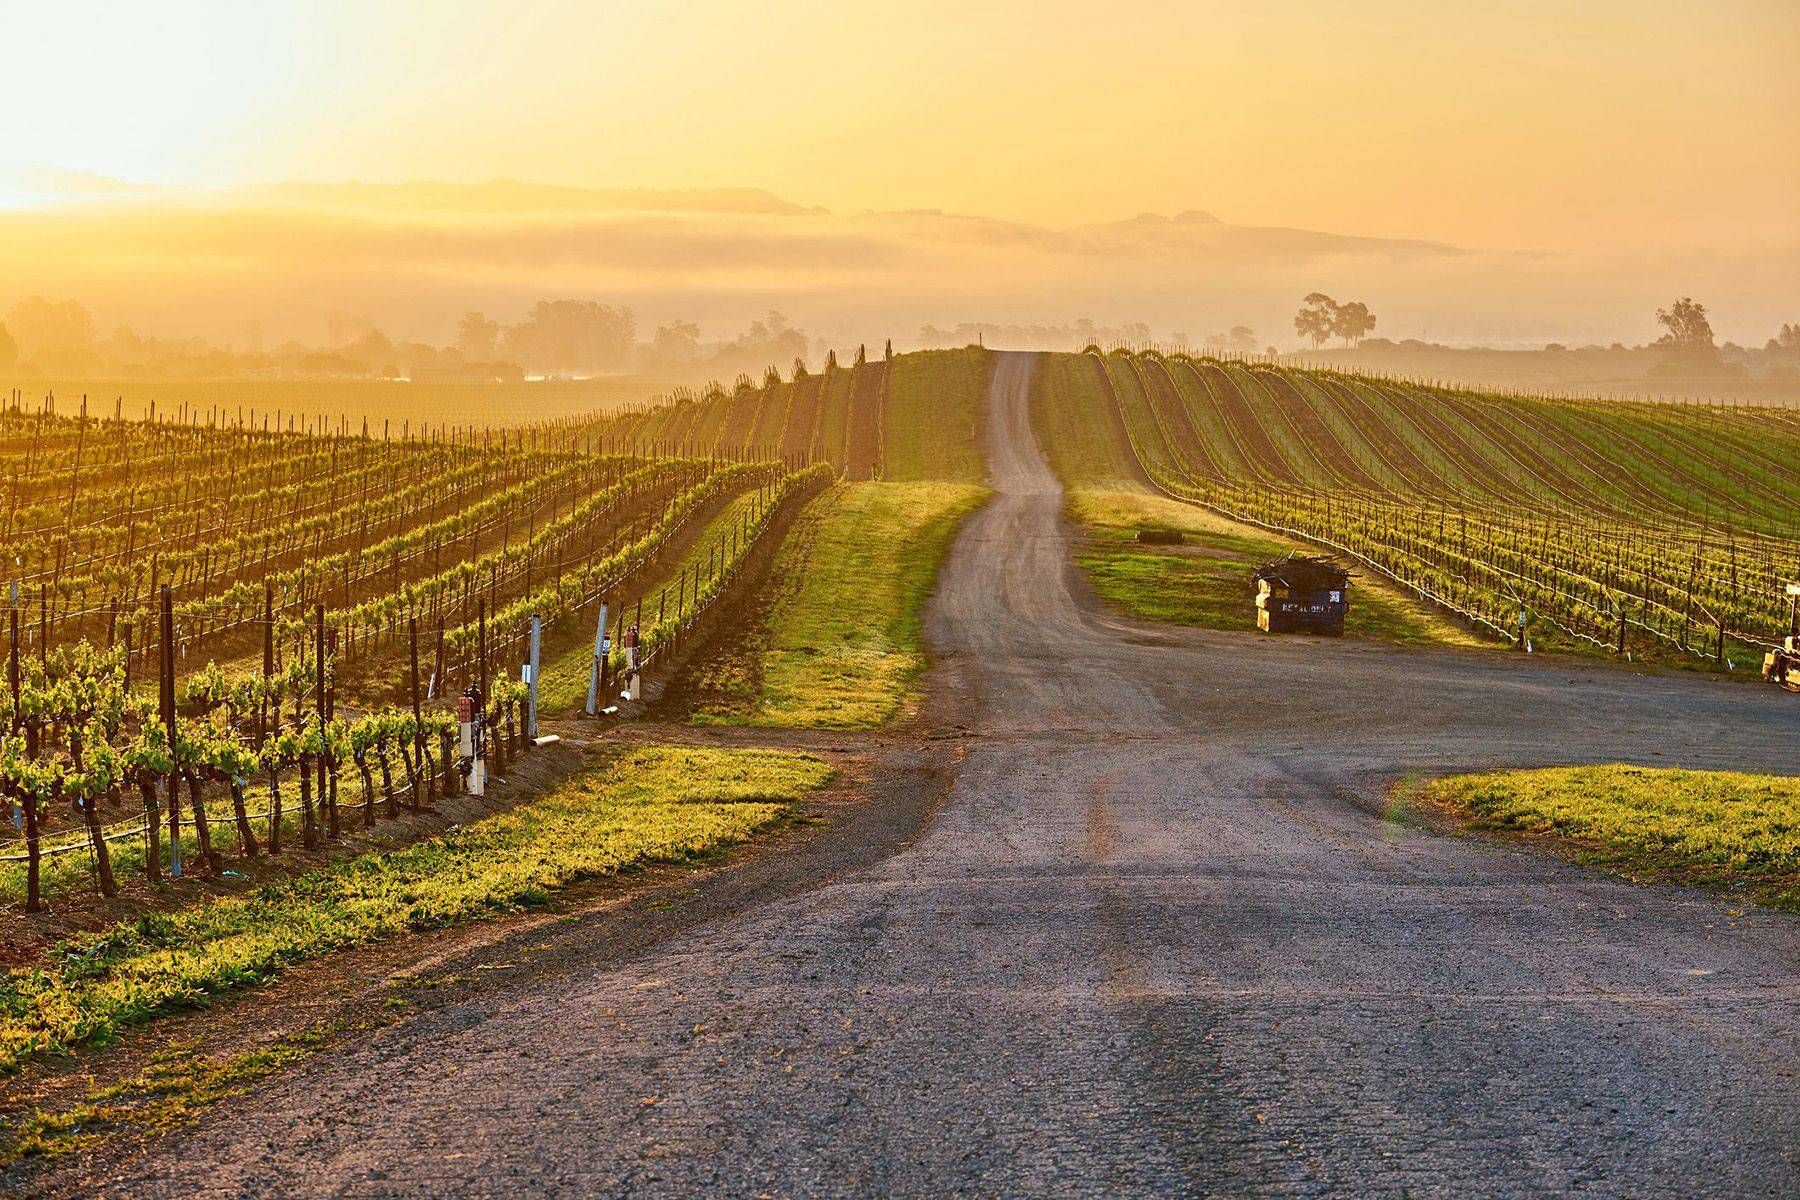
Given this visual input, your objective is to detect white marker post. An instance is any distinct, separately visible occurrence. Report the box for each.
[526,615,541,740]
[458,693,486,796]
[585,602,609,716]
[622,624,641,701]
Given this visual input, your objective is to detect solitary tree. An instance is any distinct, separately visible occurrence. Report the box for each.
[1655,297,1716,358]
[1330,301,1377,347]
[1294,293,1336,349]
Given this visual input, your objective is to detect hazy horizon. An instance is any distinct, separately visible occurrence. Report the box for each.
[3,1,1794,353]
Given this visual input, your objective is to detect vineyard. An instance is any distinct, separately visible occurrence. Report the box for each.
[587,342,924,482]
[10,338,1791,919]
[22,371,720,432]
[0,385,832,914]
[1038,348,1800,663]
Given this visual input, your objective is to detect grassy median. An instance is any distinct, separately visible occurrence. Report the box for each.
[1068,489,1482,647]
[884,348,990,485]
[1417,765,1799,909]
[0,746,832,1074]
[692,481,988,728]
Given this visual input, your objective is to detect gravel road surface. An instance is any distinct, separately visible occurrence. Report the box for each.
[74,352,1799,1198]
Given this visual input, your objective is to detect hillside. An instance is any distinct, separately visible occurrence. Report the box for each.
[579,343,1800,668]
[1031,348,1800,665]
[588,345,990,484]
[1283,342,1800,407]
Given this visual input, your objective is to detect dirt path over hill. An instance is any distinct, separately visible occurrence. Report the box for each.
[38,352,1800,1198]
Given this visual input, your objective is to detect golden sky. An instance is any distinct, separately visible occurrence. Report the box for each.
[7,0,1796,252]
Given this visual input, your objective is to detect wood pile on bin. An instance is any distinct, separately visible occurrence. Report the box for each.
[1252,554,1350,634]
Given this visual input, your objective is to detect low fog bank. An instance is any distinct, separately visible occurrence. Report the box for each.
[1,181,1794,405]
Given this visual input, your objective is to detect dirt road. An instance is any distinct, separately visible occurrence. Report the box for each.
[72,352,1799,1197]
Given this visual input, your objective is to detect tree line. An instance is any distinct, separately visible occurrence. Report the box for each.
[0,298,816,384]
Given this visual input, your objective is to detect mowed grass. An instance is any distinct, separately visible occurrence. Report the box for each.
[884,348,990,484]
[814,366,855,466]
[1419,765,1800,909]
[0,747,831,1073]
[1067,490,1485,648]
[692,481,988,728]
[1029,352,1145,490]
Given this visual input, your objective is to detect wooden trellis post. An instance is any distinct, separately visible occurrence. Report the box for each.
[160,584,180,878]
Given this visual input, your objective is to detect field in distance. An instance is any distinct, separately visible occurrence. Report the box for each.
[20,371,719,432]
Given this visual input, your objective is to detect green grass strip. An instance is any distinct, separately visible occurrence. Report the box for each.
[884,348,989,484]
[1422,765,1799,909]
[1067,489,1481,647]
[0,747,832,1073]
[694,481,988,728]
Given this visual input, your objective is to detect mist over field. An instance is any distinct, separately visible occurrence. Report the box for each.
[1,175,1794,357]
[6,1,1794,401]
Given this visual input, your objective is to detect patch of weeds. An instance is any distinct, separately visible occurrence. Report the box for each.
[4,1033,316,1162]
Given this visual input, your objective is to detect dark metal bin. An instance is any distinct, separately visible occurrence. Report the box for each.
[1253,555,1350,634]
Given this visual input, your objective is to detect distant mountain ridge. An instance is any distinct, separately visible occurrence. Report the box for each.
[845,203,1460,262]
[1060,209,1461,261]
[9,169,1461,261]
[12,169,1782,353]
